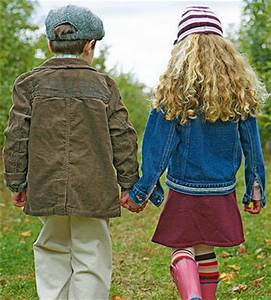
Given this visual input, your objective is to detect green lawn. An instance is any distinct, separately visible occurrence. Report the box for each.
[0,159,270,300]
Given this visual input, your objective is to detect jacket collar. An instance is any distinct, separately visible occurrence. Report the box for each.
[34,57,97,71]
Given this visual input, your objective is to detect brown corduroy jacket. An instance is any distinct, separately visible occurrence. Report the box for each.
[2,58,139,218]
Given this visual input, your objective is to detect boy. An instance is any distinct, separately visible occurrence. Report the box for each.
[2,5,139,300]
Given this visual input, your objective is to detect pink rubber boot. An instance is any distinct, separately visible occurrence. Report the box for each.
[170,253,202,300]
[200,283,218,300]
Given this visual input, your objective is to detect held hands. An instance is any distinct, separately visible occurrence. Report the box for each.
[11,191,26,208]
[120,192,147,213]
[244,200,261,215]
[13,189,261,215]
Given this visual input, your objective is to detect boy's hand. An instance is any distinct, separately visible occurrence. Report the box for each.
[12,192,26,208]
[120,192,147,213]
[244,200,261,215]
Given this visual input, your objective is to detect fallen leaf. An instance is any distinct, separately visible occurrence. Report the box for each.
[265,239,271,247]
[239,244,247,255]
[112,296,125,300]
[255,264,266,270]
[220,272,235,282]
[20,231,31,238]
[219,252,232,258]
[228,264,240,271]
[255,248,263,255]
[231,284,248,293]
[142,257,150,261]
[253,276,265,287]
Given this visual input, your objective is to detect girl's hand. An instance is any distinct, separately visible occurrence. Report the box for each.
[244,200,261,215]
[12,192,26,208]
[124,198,146,213]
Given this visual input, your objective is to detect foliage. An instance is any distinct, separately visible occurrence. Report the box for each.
[239,0,271,91]
[92,45,108,73]
[92,46,150,137]
[113,72,150,137]
[238,0,271,147]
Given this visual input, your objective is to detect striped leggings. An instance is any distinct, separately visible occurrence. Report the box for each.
[171,244,219,299]
[172,244,219,285]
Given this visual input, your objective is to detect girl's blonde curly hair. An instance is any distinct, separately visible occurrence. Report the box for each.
[153,34,268,124]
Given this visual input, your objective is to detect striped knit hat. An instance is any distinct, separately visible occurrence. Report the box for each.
[174,6,223,44]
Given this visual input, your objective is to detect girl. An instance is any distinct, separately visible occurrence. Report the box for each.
[122,6,267,300]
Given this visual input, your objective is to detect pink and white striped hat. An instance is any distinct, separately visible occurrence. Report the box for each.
[174,6,223,44]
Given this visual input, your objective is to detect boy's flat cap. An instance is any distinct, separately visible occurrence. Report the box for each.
[45,5,105,41]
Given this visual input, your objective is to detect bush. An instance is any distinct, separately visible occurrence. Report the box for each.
[238,0,271,148]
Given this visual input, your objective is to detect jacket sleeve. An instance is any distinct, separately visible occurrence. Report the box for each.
[2,75,32,192]
[106,76,139,190]
[238,116,266,207]
[129,109,181,207]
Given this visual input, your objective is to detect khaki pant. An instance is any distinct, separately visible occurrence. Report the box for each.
[33,215,112,300]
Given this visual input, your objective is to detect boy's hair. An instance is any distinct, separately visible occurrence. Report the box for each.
[154,34,268,124]
[50,23,95,54]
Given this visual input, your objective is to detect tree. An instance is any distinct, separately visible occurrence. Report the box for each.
[238,0,271,148]
[0,0,41,146]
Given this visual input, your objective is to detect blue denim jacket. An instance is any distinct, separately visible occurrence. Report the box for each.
[129,109,266,208]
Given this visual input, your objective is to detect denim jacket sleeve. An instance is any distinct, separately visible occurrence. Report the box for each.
[129,109,181,207]
[238,116,266,207]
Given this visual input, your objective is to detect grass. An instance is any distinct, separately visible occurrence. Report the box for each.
[0,158,270,300]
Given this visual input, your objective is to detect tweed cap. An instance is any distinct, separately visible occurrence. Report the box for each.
[45,5,105,41]
[174,6,223,44]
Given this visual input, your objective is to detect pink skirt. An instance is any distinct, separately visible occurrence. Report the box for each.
[152,190,245,248]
